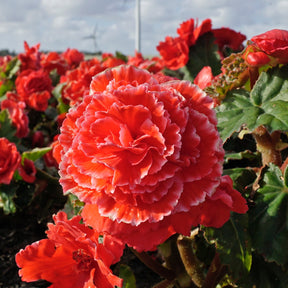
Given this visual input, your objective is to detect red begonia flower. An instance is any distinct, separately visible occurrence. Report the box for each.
[194,66,214,89]
[61,48,85,69]
[18,41,41,71]
[245,50,272,67]
[18,158,36,183]
[101,54,126,69]
[127,51,164,74]
[1,99,29,138]
[41,51,68,75]
[0,137,21,184]
[251,29,288,63]
[157,36,189,70]
[32,131,44,147]
[44,138,60,169]
[15,211,123,288]
[15,69,52,111]
[56,65,247,251]
[0,55,12,71]
[212,27,246,53]
[82,203,177,252]
[177,18,212,46]
[189,175,248,228]
[60,58,106,106]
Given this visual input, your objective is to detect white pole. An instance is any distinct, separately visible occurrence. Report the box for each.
[135,0,141,52]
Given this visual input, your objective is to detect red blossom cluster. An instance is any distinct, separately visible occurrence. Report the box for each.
[0,137,36,184]
[157,18,246,70]
[2,17,276,288]
[16,211,124,288]
[243,29,288,67]
[55,65,247,252]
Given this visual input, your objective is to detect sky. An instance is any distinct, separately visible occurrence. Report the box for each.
[1,0,288,57]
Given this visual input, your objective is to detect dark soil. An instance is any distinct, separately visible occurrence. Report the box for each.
[0,213,51,288]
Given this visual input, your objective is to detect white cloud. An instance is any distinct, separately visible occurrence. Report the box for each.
[1,0,288,56]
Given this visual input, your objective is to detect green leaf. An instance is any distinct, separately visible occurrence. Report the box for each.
[284,165,288,187]
[22,147,52,163]
[0,109,18,143]
[216,89,260,141]
[250,65,288,105]
[216,66,288,141]
[224,150,260,165]
[0,184,18,214]
[255,100,288,130]
[249,164,288,265]
[4,57,21,79]
[223,168,257,196]
[183,32,221,81]
[52,83,70,114]
[62,193,85,218]
[118,264,136,288]
[205,213,252,281]
[0,79,14,97]
[240,253,288,288]
[115,51,128,62]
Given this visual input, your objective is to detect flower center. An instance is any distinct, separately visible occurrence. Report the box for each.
[72,249,94,271]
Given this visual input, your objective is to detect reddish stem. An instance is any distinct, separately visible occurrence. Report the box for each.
[252,125,282,167]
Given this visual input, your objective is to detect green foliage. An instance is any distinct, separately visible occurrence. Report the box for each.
[0,184,18,214]
[181,32,222,81]
[242,253,288,288]
[223,167,257,196]
[63,193,85,218]
[0,109,18,143]
[4,57,21,79]
[115,51,128,62]
[0,57,20,97]
[52,82,70,114]
[119,264,137,288]
[205,213,252,282]
[216,89,259,141]
[249,164,288,266]
[217,66,288,142]
[0,181,35,214]
[22,147,52,163]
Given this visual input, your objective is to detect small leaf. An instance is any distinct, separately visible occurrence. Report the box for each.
[251,65,288,105]
[216,89,260,141]
[255,100,288,130]
[205,212,252,281]
[22,147,52,163]
[0,184,18,214]
[216,66,288,142]
[0,79,14,97]
[115,51,128,62]
[118,264,136,288]
[52,83,70,114]
[184,32,222,81]
[0,109,18,143]
[5,57,21,79]
[223,168,257,196]
[249,164,288,265]
[240,253,288,288]
[224,150,260,165]
[284,165,288,188]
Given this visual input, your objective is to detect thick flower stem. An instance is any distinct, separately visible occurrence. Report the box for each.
[177,233,205,288]
[202,253,227,288]
[252,125,282,167]
[152,279,176,288]
[130,248,176,281]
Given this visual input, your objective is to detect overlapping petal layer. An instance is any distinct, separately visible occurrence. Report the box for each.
[56,65,247,251]
[15,212,123,288]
